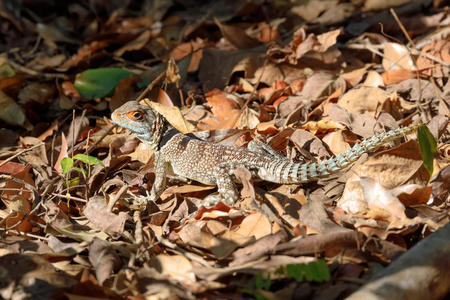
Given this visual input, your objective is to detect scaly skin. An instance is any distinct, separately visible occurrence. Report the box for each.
[111,101,419,206]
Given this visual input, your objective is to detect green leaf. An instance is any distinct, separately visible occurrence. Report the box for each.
[285,260,330,283]
[417,125,437,177]
[255,273,264,290]
[74,68,135,99]
[286,264,304,282]
[61,157,73,175]
[63,176,79,188]
[73,154,104,166]
[315,259,331,282]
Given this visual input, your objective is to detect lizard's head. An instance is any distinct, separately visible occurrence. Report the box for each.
[111,101,157,142]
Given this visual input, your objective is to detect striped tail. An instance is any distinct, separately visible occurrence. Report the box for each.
[258,124,419,184]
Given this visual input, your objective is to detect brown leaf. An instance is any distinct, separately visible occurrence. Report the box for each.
[416,38,450,77]
[147,100,196,133]
[170,38,205,72]
[149,254,196,283]
[382,42,415,71]
[83,197,129,236]
[233,166,255,199]
[115,30,151,57]
[0,254,77,298]
[395,185,432,207]
[88,238,121,285]
[214,18,260,49]
[234,212,280,240]
[199,89,242,130]
[337,86,389,116]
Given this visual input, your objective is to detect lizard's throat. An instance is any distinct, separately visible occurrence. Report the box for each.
[146,113,165,150]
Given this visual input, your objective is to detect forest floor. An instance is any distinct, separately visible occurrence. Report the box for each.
[0,0,449,299]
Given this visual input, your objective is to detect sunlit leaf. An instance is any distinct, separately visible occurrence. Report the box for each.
[60,157,73,175]
[73,154,104,166]
[74,68,135,99]
[417,125,437,177]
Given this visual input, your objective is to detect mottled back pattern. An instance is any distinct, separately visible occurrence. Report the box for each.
[112,101,419,206]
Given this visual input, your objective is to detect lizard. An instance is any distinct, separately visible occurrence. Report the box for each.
[111,100,420,207]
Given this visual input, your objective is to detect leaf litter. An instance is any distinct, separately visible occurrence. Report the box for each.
[0,0,449,299]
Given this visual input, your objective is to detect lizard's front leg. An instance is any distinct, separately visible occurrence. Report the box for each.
[149,152,168,202]
[133,152,168,205]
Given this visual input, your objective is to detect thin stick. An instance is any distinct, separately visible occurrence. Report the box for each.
[136,71,166,102]
[390,8,415,47]
[0,142,44,168]
[244,57,268,108]
[51,193,88,203]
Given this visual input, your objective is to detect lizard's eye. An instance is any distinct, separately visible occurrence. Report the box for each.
[128,110,144,121]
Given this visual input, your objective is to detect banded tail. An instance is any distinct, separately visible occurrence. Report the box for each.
[258,124,419,184]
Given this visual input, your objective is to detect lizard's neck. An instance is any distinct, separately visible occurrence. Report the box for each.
[148,112,179,150]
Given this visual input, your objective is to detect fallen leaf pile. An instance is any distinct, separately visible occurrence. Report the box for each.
[0,0,449,299]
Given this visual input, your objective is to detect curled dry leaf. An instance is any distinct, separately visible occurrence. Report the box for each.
[339,176,407,219]
[337,86,389,115]
[149,254,196,284]
[177,221,249,258]
[338,140,430,220]
[88,238,122,285]
[83,197,129,237]
[267,28,341,65]
[234,212,281,240]
[416,38,450,78]
[115,30,151,57]
[198,89,242,130]
[382,42,415,71]
[147,100,196,133]
[363,70,385,87]
[0,253,77,299]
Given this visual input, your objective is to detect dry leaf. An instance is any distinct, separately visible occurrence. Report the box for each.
[382,42,415,71]
[146,99,196,133]
[337,86,389,115]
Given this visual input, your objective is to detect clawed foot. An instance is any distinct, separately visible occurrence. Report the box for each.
[203,193,235,207]
[127,190,156,207]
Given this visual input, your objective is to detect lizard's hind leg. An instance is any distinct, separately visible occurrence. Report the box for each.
[204,167,239,207]
[247,140,283,158]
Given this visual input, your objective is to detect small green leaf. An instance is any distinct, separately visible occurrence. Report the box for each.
[286,261,330,283]
[255,273,264,290]
[417,125,437,177]
[74,68,135,99]
[63,177,79,188]
[286,264,304,282]
[304,263,315,281]
[61,157,74,175]
[73,154,104,166]
[315,259,331,282]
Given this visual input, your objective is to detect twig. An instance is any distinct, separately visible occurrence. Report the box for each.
[136,71,166,102]
[390,8,415,47]
[4,230,49,240]
[107,184,128,212]
[244,57,268,108]
[85,125,115,155]
[133,209,143,246]
[0,142,44,168]
[8,60,69,80]
[390,8,425,121]
[51,193,87,203]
